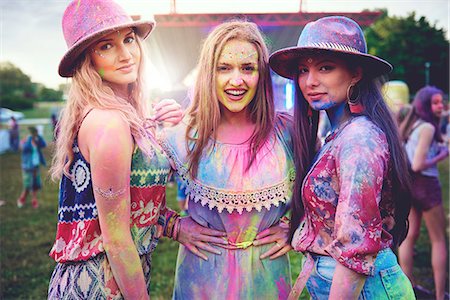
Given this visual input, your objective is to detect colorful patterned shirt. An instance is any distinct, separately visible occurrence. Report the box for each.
[292,116,395,276]
[49,138,172,262]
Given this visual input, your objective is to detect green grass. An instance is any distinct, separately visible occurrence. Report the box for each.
[21,106,53,119]
[21,102,64,119]
[0,147,59,299]
[0,145,448,299]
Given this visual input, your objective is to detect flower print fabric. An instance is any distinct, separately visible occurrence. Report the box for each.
[292,116,395,276]
[159,115,295,299]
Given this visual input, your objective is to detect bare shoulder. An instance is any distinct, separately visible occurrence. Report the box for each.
[414,122,435,140]
[418,122,435,133]
[78,109,132,154]
[82,109,129,131]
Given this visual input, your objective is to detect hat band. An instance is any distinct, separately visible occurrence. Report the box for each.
[306,42,361,54]
[70,14,130,47]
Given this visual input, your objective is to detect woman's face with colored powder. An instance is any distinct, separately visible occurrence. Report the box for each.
[215,39,259,114]
[297,54,361,111]
[431,93,445,118]
[90,28,141,88]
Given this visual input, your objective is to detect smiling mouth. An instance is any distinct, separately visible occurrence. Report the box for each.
[224,89,247,101]
[226,90,246,96]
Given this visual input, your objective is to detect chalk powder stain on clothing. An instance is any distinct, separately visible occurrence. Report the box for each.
[163,118,294,299]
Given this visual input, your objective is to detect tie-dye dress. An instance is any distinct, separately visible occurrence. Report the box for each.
[159,116,295,300]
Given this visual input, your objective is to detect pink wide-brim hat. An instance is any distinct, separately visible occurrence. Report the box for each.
[269,16,392,80]
[59,0,155,77]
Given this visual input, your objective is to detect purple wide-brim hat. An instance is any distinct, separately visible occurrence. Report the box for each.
[269,16,392,80]
[59,0,155,77]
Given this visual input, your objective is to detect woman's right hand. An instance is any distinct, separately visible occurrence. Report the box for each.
[177,216,228,260]
[151,98,184,125]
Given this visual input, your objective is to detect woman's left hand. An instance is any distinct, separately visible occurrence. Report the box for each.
[253,220,292,259]
[150,98,184,125]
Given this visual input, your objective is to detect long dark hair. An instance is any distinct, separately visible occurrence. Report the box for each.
[289,73,412,249]
[399,86,444,143]
[289,79,319,242]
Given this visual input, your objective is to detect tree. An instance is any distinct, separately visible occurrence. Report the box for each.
[0,62,64,109]
[365,12,449,94]
[38,87,64,102]
[0,62,37,109]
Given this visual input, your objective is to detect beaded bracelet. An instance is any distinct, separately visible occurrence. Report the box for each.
[172,217,182,241]
[169,215,179,238]
[164,211,180,239]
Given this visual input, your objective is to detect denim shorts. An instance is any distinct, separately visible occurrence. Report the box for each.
[304,248,415,300]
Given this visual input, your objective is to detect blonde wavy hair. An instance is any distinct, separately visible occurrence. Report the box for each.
[50,36,153,180]
[186,20,275,178]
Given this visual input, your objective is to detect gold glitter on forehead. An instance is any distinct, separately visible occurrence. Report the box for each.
[220,50,258,60]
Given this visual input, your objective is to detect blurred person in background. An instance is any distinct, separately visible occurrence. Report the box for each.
[17,126,46,209]
[51,112,59,141]
[398,85,449,300]
[9,116,20,152]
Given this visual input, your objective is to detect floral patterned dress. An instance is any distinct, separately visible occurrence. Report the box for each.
[159,116,295,300]
[48,137,172,299]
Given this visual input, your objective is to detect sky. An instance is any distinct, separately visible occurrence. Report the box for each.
[1,0,448,90]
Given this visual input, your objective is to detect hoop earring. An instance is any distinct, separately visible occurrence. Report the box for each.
[347,84,363,114]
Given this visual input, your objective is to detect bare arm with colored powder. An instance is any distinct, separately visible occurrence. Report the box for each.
[79,109,149,300]
[329,263,366,299]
